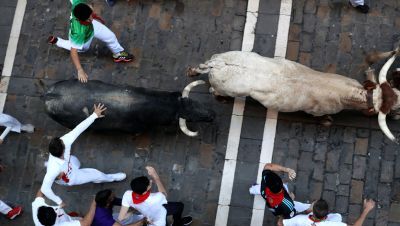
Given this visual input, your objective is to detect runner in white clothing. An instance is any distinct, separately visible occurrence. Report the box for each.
[0,113,34,144]
[41,103,126,206]
[32,189,96,226]
[118,166,192,226]
[283,199,375,226]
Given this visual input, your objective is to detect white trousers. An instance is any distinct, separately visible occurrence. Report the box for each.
[56,20,124,54]
[249,184,311,213]
[350,0,365,6]
[0,200,12,215]
[56,155,116,186]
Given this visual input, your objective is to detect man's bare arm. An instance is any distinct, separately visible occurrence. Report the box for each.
[349,199,375,226]
[264,163,296,180]
[70,48,88,83]
[79,200,96,226]
[146,166,167,197]
[118,206,130,222]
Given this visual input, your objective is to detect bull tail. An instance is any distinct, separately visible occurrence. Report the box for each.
[36,79,48,99]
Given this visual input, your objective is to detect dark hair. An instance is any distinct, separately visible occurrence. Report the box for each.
[264,170,283,193]
[130,176,150,194]
[49,137,64,157]
[313,199,329,219]
[38,206,57,226]
[95,189,112,208]
[73,3,92,21]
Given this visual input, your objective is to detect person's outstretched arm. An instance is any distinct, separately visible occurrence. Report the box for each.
[71,48,89,83]
[40,171,63,205]
[146,166,167,197]
[264,163,296,180]
[79,200,96,226]
[349,199,375,226]
[61,103,106,158]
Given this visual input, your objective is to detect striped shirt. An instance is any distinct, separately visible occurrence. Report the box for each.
[261,170,296,219]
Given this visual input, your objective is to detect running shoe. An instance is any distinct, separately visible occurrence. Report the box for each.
[6,206,22,220]
[113,51,134,63]
[47,36,58,45]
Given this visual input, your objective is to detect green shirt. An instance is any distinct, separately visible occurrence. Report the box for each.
[69,0,94,48]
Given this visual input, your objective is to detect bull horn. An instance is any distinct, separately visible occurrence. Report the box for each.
[379,54,396,84]
[179,80,207,136]
[378,111,399,143]
[182,80,206,98]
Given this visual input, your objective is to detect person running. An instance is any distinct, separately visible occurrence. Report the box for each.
[349,0,369,14]
[0,164,23,220]
[92,189,145,226]
[249,163,310,225]
[118,166,192,226]
[32,189,96,226]
[48,0,134,83]
[41,103,126,206]
[283,199,375,226]
[0,113,34,144]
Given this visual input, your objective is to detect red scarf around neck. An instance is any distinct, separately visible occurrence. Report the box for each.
[132,191,150,204]
[265,187,284,207]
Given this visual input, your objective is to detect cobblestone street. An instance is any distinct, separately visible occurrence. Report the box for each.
[0,0,400,225]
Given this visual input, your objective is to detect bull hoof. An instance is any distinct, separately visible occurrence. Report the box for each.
[320,115,333,127]
[186,67,198,77]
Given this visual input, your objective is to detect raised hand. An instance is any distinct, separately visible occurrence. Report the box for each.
[146,166,159,179]
[286,168,296,181]
[78,69,88,83]
[93,103,107,118]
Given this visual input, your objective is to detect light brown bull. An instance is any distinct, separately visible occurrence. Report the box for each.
[187,50,400,143]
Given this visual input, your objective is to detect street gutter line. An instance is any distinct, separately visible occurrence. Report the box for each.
[250,0,293,225]
[214,0,260,225]
[0,0,27,113]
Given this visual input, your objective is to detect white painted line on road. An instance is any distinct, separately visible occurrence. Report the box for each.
[247,0,260,13]
[2,0,26,77]
[0,0,27,113]
[242,11,258,52]
[215,0,260,224]
[250,0,293,225]
[0,93,7,113]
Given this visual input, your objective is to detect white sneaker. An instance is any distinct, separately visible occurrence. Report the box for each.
[111,173,126,181]
[249,184,261,195]
[21,124,34,133]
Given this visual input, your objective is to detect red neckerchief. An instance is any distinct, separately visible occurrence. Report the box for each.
[132,191,150,204]
[309,215,327,222]
[265,187,284,207]
[61,172,70,183]
[78,13,105,25]
[60,157,72,183]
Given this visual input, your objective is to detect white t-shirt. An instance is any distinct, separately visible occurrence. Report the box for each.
[122,191,168,226]
[283,213,347,226]
[32,197,81,226]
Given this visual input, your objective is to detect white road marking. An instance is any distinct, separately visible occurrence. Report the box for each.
[250,1,293,225]
[0,0,27,113]
[214,0,260,224]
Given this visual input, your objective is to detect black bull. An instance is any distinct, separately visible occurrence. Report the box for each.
[43,80,215,134]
